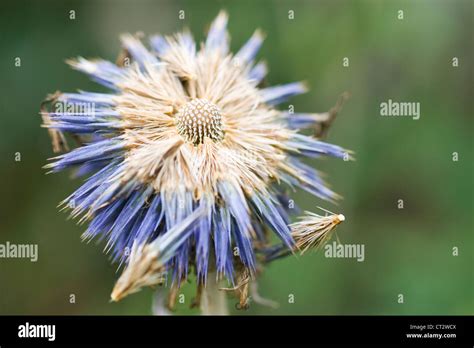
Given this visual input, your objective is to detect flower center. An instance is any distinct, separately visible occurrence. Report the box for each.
[176,99,224,145]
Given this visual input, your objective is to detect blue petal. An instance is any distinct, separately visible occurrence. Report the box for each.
[49,110,120,120]
[286,134,350,159]
[261,82,307,105]
[134,195,162,245]
[154,205,206,264]
[231,220,256,271]
[213,207,232,276]
[248,62,267,82]
[48,122,121,134]
[218,181,252,237]
[180,31,196,55]
[284,113,323,129]
[113,209,145,261]
[48,138,126,171]
[73,160,109,178]
[206,11,229,54]
[195,198,213,283]
[83,197,126,241]
[161,189,193,281]
[69,58,125,89]
[58,92,116,106]
[251,193,294,248]
[149,35,169,55]
[235,30,264,64]
[288,158,338,201]
[106,187,153,255]
[120,35,159,68]
[63,161,119,208]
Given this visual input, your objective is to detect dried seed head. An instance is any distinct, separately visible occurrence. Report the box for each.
[176,98,224,145]
[291,212,345,254]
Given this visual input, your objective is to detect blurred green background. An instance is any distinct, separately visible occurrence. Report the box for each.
[0,0,472,315]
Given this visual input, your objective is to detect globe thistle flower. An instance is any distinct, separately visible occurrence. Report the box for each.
[42,11,352,310]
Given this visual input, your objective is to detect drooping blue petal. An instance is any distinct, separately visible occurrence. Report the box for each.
[49,110,121,120]
[113,209,145,261]
[251,193,294,248]
[289,158,326,184]
[72,179,121,216]
[195,197,213,283]
[83,197,126,241]
[231,219,256,271]
[63,161,118,207]
[173,238,190,285]
[162,188,193,230]
[73,159,109,178]
[217,181,256,271]
[161,188,194,283]
[261,82,307,105]
[106,186,154,256]
[223,254,235,286]
[87,180,124,213]
[288,157,338,201]
[214,206,232,276]
[174,201,194,283]
[48,138,126,171]
[64,163,123,218]
[48,121,122,135]
[218,181,253,237]
[113,179,141,202]
[286,133,350,159]
[134,195,162,245]
[284,112,326,130]
[149,205,206,265]
[69,58,125,89]
[58,92,116,107]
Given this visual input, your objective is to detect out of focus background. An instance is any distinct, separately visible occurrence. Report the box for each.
[0,0,472,315]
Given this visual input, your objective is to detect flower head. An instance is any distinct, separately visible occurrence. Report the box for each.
[42,11,352,304]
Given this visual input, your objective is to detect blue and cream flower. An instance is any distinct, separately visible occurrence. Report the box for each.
[42,11,351,305]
